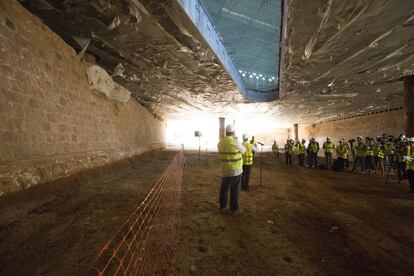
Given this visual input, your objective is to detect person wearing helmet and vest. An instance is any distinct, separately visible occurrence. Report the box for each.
[284,139,293,167]
[323,137,335,169]
[352,136,367,173]
[335,140,348,170]
[384,138,395,169]
[342,138,351,169]
[217,124,245,215]
[241,134,258,191]
[373,137,385,175]
[272,140,279,160]
[298,139,306,167]
[293,140,301,165]
[365,137,375,174]
[405,137,414,193]
[250,136,258,161]
[308,138,319,168]
[396,135,409,183]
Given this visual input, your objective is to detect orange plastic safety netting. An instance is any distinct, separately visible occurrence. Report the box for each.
[92,152,183,275]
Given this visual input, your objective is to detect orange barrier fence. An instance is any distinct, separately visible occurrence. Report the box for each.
[92,152,183,275]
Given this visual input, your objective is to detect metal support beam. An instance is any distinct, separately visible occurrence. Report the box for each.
[293,123,298,141]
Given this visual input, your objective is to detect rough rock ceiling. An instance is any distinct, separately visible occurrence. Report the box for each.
[19,0,245,120]
[19,0,414,124]
[280,0,414,123]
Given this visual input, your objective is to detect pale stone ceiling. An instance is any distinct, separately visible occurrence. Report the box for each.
[20,0,414,124]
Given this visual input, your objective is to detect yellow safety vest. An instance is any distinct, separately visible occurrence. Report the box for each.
[242,141,253,165]
[299,143,306,154]
[310,142,318,153]
[405,147,413,170]
[344,145,350,157]
[218,136,243,174]
[293,144,300,155]
[272,144,279,152]
[324,142,334,153]
[356,142,366,157]
[285,143,293,155]
[336,145,348,159]
[384,144,395,155]
[373,143,380,156]
[366,144,374,156]
[377,149,385,159]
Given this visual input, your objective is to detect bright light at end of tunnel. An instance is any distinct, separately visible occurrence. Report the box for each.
[165,116,291,151]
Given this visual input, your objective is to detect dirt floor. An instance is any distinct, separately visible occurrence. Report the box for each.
[176,153,414,275]
[0,150,176,276]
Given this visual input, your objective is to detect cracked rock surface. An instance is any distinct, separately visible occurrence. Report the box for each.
[20,0,413,123]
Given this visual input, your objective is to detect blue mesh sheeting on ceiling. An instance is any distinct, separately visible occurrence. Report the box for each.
[199,0,281,93]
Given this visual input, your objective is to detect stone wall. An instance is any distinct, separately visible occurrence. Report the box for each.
[0,1,165,195]
[250,128,290,150]
[299,109,405,147]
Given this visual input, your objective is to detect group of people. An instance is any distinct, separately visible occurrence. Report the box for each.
[274,137,342,170]
[272,134,414,187]
[217,126,414,215]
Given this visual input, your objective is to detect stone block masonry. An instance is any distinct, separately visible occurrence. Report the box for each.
[0,1,165,195]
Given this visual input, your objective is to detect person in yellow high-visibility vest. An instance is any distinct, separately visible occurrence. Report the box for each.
[373,137,385,175]
[335,140,348,170]
[323,137,335,170]
[307,138,319,168]
[250,136,258,161]
[241,134,258,191]
[284,139,293,167]
[365,137,375,174]
[352,136,367,174]
[298,139,306,167]
[405,137,414,193]
[217,124,245,215]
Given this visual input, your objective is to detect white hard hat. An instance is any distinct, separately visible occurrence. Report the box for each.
[242,133,249,140]
[408,137,414,143]
[225,124,235,133]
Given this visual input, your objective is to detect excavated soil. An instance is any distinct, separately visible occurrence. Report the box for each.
[1,151,413,275]
[176,153,414,275]
[0,150,176,276]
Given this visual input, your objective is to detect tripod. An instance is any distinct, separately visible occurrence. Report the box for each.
[260,144,263,188]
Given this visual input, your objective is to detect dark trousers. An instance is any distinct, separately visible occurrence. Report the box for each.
[365,156,374,170]
[345,157,350,168]
[298,153,305,167]
[309,152,318,168]
[273,152,279,159]
[336,158,345,171]
[352,156,365,172]
[407,170,414,191]
[241,165,252,190]
[285,153,292,166]
[325,152,333,169]
[219,174,241,211]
